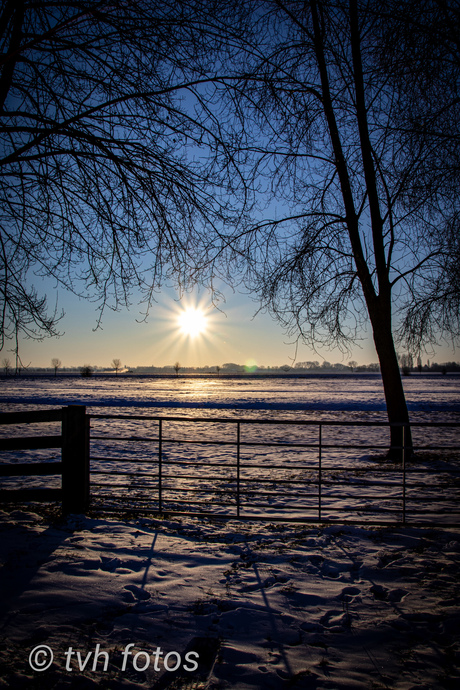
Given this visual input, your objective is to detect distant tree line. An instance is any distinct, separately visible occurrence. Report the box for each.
[7,359,458,376]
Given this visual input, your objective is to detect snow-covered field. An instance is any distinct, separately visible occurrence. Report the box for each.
[0,374,459,688]
[1,374,459,523]
[1,372,459,413]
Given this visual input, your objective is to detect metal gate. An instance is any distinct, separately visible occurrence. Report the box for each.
[89,414,460,526]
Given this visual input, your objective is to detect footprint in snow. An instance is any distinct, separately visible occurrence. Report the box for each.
[337,586,361,602]
[370,585,409,602]
[319,609,350,630]
[122,584,151,602]
[388,588,409,602]
[100,556,121,572]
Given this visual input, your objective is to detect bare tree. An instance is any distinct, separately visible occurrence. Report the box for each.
[111,359,122,376]
[374,0,460,354]
[206,0,459,456]
[400,354,413,376]
[51,358,61,376]
[174,361,181,376]
[2,357,10,375]
[0,1,241,351]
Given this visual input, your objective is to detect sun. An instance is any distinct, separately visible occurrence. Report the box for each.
[177,307,207,338]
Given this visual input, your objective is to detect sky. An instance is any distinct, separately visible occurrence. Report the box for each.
[4,7,458,373]
[13,278,457,370]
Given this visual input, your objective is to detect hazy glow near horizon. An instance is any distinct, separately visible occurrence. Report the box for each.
[177,307,207,338]
[15,284,457,369]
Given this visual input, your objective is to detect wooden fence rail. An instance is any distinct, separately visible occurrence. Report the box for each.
[0,405,89,513]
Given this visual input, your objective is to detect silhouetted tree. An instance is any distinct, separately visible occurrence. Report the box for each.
[51,358,61,376]
[400,354,413,376]
[375,0,460,355]
[208,0,459,456]
[2,357,10,375]
[174,361,181,376]
[111,359,122,376]
[80,365,93,378]
[0,0,240,351]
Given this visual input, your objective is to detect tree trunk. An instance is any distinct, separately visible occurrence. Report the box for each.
[347,0,413,461]
[369,307,413,460]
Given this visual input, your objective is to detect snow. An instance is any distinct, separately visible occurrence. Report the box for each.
[1,508,460,688]
[1,373,460,413]
[0,375,459,687]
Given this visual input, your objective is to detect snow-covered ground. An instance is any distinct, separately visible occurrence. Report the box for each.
[1,375,459,524]
[0,375,459,688]
[1,372,459,413]
[1,508,460,689]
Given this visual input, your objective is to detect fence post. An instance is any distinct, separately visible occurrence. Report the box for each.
[236,422,241,518]
[158,419,163,513]
[402,424,406,525]
[318,423,322,522]
[62,405,89,514]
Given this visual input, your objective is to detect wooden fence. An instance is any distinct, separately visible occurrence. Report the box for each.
[0,406,89,513]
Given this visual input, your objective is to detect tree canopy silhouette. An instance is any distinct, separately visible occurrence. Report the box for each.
[0,0,236,350]
[202,0,459,455]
